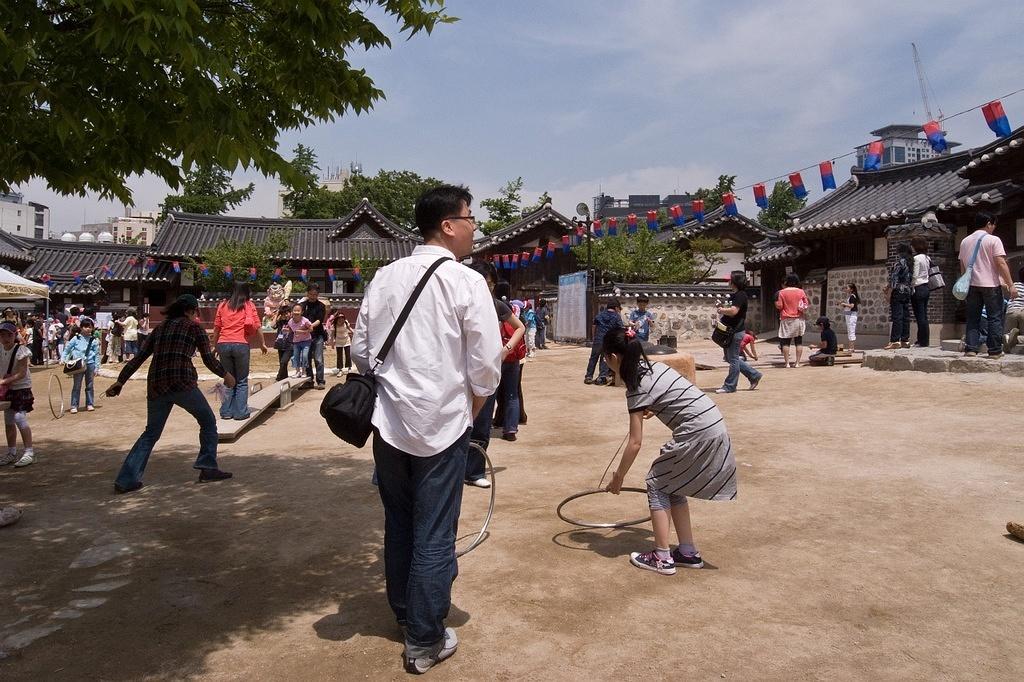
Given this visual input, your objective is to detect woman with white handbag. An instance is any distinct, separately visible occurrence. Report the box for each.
[910,236,932,347]
[62,317,100,414]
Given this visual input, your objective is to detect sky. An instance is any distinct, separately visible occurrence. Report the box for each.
[17,0,1024,231]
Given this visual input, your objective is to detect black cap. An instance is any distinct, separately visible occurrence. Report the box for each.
[816,315,829,326]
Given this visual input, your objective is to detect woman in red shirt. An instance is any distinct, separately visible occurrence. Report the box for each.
[775,274,810,368]
[212,283,267,420]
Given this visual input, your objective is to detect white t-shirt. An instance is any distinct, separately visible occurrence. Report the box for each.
[0,344,33,390]
[913,253,930,286]
[122,316,139,341]
[959,230,1007,288]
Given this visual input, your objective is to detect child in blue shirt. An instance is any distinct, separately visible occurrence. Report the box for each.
[585,299,623,385]
[62,317,100,413]
[628,295,655,342]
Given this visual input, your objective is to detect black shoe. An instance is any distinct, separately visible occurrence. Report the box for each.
[501,433,517,442]
[594,377,608,386]
[583,377,593,385]
[234,413,251,420]
[198,468,233,483]
[988,351,1004,359]
[670,547,705,569]
[114,481,144,495]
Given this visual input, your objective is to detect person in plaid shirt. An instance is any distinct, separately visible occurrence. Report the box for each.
[107,295,236,494]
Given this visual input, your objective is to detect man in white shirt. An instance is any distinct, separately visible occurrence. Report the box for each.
[958,212,1017,357]
[352,185,501,674]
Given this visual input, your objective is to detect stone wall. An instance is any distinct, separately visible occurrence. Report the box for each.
[824,265,890,335]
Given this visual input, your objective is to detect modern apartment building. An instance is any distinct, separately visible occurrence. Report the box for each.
[0,192,50,239]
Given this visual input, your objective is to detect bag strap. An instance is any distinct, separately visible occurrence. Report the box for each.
[372,256,451,369]
[968,234,985,270]
[6,344,19,375]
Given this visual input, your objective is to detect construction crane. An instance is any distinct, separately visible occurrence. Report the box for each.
[912,42,943,121]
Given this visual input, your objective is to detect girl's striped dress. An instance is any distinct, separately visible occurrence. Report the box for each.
[625,361,737,501]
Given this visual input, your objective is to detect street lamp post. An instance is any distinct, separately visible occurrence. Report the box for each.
[575,202,595,342]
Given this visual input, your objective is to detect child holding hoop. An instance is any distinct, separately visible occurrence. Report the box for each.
[604,327,737,575]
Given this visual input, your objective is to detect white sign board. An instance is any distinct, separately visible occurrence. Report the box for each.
[94,312,113,329]
[556,271,587,341]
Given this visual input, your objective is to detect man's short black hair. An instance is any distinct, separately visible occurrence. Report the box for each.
[307,283,320,293]
[636,294,650,303]
[415,185,473,240]
[975,211,995,229]
[606,298,621,310]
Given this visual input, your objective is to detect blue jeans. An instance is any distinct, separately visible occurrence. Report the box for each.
[890,295,911,343]
[498,362,520,435]
[466,394,496,481]
[217,342,251,419]
[70,366,95,408]
[114,387,220,489]
[372,428,469,658]
[306,336,325,384]
[291,340,310,371]
[722,330,762,392]
[585,344,609,380]
[965,286,1004,354]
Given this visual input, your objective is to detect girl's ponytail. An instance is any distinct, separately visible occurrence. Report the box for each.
[601,327,651,391]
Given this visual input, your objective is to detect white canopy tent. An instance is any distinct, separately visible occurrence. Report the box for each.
[0,267,50,301]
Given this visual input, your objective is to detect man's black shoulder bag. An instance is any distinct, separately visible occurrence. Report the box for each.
[320,257,450,447]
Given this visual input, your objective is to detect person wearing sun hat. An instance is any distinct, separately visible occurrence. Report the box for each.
[0,320,35,468]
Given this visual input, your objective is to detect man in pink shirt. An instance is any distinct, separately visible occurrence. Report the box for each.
[958,212,1017,357]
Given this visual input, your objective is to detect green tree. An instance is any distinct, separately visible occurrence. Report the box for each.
[573,230,693,284]
[691,174,737,212]
[2,1,456,204]
[756,180,807,231]
[281,144,330,218]
[160,166,255,219]
[479,177,524,234]
[332,170,444,228]
[353,257,387,293]
[191,231,292,292]
[688,236,729,284]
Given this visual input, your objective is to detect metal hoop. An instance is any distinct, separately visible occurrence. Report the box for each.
[47,373,65,420]
[556,487,652,529]
[456,442,496,558]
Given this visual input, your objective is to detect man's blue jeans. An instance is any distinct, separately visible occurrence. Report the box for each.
[466,394,496,481]
[585,344,608,380]
[723,330,762,392]
[965,285,1004,354]
[498,361,520,435]
[70,366,95,409]
[217,342,251,419]
[306,336,325,384]
[372,428,469,659]
[114,387,220,489]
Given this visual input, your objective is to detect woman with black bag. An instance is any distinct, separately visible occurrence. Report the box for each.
[884,243,914,350]
[715,271,763,394]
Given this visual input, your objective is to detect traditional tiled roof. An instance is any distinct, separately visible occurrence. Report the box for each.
[327,198,422,241]
[46,281,107,295]
[956,124,1024,179]
[936,180,1021,213]
[657,206,777,244]
[783,151,971,236]
[152,212,415,263]
[745,239,814,266]
[0,232,33,265]
[601,282,733,299]
[19,238,172,283]
[473,205,575,252]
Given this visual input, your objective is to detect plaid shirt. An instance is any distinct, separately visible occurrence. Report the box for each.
[117,316,225,399]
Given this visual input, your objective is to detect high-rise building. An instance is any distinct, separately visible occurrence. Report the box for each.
[277,166,352,217]
[592,192,694,219]
[0,192,50,239]
[79,209,161,245]
[855,124,961,169]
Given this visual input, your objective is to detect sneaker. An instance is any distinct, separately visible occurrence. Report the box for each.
[749,376,762,391]
[0,451,16,466]
[883,342,901,350]
[86,405,95,412]
[629,550,676,575]
[965,351,978,357]
[197,468,233,483]
[316,383,326,390]
[114,481,144,494]
[670,547,705,569]
[501,433,517,442]
[70,407,78,414]
[583,377,593,385]
[0,506,22,528]
[594,377,608,386]
[466,477,491,489]
[988,351,1004,359]
[901,342,911,349]
[404,627,458,674]
[714,388,733,394]
[13,452,33,468]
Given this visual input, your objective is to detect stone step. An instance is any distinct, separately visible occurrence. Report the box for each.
[864,347,1024,376]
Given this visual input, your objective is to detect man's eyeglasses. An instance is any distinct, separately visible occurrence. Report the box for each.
[443,215,477,225]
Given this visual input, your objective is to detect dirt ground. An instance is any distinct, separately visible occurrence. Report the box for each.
[2,342,1022,680]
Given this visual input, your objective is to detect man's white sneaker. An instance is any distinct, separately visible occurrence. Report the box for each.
[404,627,458,674]
[0,451,17,466]
[13,452,34,468]
[467,477,491,489]
[70,407,78,414]
[86,405,95,412]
